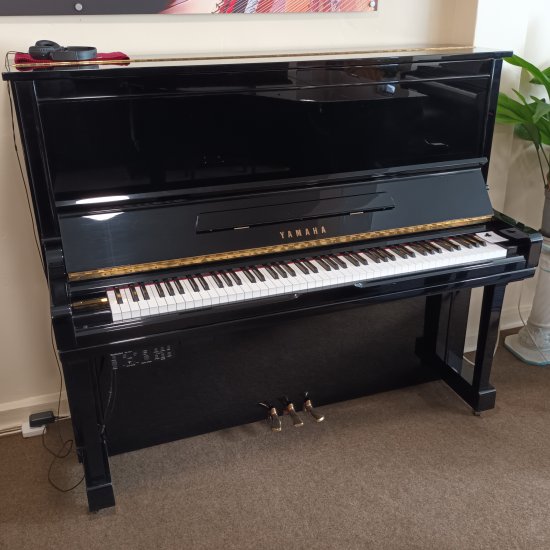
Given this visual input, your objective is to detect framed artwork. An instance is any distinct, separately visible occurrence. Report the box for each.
[0,0,377,15]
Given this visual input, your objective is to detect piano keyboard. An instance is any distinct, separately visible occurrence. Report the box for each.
[106,233,507,322]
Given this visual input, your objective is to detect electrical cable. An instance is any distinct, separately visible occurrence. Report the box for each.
[43,326,85,491]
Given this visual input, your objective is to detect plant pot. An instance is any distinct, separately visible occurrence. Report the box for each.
[504,193,550,365]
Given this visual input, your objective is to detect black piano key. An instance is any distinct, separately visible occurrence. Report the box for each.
[363,249,381,263]
[114,287,124,304]
[332,255,348,268]
[242,269,256,283]
[197,275,209,291]
[351,252,368,265]
[271,263,288,278]
[434,239,454,252]
[295,261,309,275]
[417,242,435,255]
[264,265,279,279]
[462,235,480,248]
[128,284,140,302]
[188,278,200,292]
[302,259,318,273]
[445,238,461,251]
[322,256,339,269]
[417,242,432,253]
[228,270,243,285]
[172,278,185,294]
[376,248,393,261]
[139,283,150,300]
[390,247,408,259]
[372,249,389,262]
[426,242,442,254]
[344,253,360,267]
[315,257,331,271]
[219,271,233,286]
[210,272,224,288]
[380,248,396,261]
[251,267,266,282]
[469,234,487,247]
[455,236,473,249]
[163,279,176,296]
[281,263,296,276]
[408,243,428,256]
[400,245,416,258]
[154,281,165,297]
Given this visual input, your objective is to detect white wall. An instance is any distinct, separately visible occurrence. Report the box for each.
[464,0,550,349]
[0,1,479,430]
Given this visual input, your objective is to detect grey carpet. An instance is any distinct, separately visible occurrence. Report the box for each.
[2,337,550,550]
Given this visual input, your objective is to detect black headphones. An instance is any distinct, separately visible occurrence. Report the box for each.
[28,40,97,62]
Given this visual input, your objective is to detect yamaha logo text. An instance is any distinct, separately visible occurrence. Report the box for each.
[279,226,327,240]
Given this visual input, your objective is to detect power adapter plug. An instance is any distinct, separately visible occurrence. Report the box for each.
[29,411,55,428]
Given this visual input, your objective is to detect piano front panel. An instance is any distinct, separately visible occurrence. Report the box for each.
[97,296,432,454]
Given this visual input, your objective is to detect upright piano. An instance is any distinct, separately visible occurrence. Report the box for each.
[3,47,541,511]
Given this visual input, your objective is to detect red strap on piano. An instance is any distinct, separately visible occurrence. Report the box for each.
[14,51,130,65]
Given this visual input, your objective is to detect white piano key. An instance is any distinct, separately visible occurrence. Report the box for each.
[167,281,186,311]
[134,286,152,316]
[150,283,168,314]
[159,282,177,312]
[106,290,122,322]
[287,263,308,291]
[143,284,160,315]
[117,287,133,320]
[176,279,197,309]
[205,275,228,304]
[257,267,279,295]
[182,278,203,308]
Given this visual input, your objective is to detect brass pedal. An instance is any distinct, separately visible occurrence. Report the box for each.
[303,392,325,422]
[280,396,304,427]
[258,402,282,432]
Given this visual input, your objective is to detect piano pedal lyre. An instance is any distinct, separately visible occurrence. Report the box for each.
[280,396,304,427]
[303,392,325,423]
[258,402,282,432]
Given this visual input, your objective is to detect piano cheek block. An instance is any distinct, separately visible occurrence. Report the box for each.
[5,48,542,512]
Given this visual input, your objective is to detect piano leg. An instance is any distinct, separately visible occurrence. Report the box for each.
[62,356,115,512]
[417,284,506,414]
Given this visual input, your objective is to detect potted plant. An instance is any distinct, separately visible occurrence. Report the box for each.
[497,54,550,365]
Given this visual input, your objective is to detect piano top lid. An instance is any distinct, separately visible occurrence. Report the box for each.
[2,45,513,81]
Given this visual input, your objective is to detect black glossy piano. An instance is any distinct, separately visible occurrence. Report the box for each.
[3,47,541,512]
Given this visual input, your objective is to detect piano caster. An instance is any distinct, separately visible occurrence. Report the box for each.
[258,402,282,432]
[280,396,304,427]
[303,392,325,423]
[473,410,482,417]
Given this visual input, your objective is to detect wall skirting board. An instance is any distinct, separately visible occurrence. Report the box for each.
[0,392,68,433]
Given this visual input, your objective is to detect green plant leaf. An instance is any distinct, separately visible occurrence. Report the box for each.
[531,97,550,123]
[505,55,550,98]
[530,66,550,85]
[497,92,533,124]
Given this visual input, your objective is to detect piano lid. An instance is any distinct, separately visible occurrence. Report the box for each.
[3,46,512,79]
